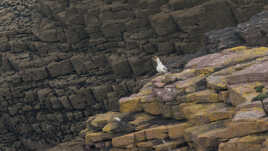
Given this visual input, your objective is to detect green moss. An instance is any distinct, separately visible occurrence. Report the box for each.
[255,85,265,93]
[252,93,268,101]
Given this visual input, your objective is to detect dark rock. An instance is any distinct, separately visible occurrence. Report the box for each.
[205,27,244,53]
[105,92,120,111]
[171,0,236,33]
[1,0,268,149]
[46,137,84,151]
[0,36,11,52]
[59,96,73,110]
[9,40,29,53]
[85,13,100,33]
[70,55,88,74]
[92,85,112,103]
[36,0,67,18]
[65,7,85,25]
[129,56,153,76]
[20,67,48,82]
[69,87,95,109]
[229,0,267,22]
[37,88,53,109]
[238,11,268,46]
[101,21,125,38]
[125,18,149,32]
[24,90,36,103]
[21,138,53,151]
[142,43,157,54]
[93,55,108,67]
[1,56,14,72]
[110,56,132,78]
[65,25,88,46]
[32,18,63,42]
[50,96,63,109]
[150,13,177,36]
[8,104,22,115]
[47,60,74,77]
[157,41,175,55]
[115,82,130,97]
[205,11,268,51]
[168,0,207,10]
[138,0,168,9]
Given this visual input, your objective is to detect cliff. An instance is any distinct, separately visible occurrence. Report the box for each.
[79,45,268,151]
[1,0,268,150]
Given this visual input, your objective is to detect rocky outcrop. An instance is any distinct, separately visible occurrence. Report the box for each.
[83,46,268,151]
[1,0,268,150]
[205,11,268,52]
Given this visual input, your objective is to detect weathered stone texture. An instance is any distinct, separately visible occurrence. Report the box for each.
[1,0,268,150]
[83,46,268,151]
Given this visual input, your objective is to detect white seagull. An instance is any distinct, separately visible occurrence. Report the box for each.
[152,56,168,74]
[113,117,121,122]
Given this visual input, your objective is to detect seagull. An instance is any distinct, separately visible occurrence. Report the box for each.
[113,117,121,122]
[152,56,168,74]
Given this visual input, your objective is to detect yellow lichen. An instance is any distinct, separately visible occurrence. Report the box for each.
[120,96,143,113]
[184,89,220,103]
[142,101,161,115]
[238,135,266,143]
[227,46,248,52]
[195,67,215,76]
[251,47,268,55]
[222,47,268,67]
[139,88,152,96]
[207,110,235,122]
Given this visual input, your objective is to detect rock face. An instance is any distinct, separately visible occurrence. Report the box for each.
[205,11,268,52]
[1,0,268,150]
[83,46,268,151]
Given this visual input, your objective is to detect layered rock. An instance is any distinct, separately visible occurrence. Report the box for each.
[82,46,268,151]
[205,11,268,52]
[1,0,268,150]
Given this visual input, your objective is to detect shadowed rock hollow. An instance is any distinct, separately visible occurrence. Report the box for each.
[1,0,268,150]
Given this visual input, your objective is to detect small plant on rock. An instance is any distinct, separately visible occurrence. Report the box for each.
[252,85,268,116]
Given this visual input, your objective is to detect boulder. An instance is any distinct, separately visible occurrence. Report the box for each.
[86,132,113,144]
[119,95,143,113]
[227,60,268,84]
[20,67,48,82]
[171,0,236,33]
[145,125,168,140]
[101,21,125,38]
[205,27,244,53]
[92,85,112,103]
[70,55,88,74]
[219,135,265,151]
[47,60,74,78]
[228,82,262,106]
[179,89,220,103]
[167,123,191,139]
[129,57,153,76]
[112,133,134,147]
[110,58,132,78]
[150,13,177,36]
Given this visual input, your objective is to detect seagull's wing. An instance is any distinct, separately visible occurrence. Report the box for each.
[114,117,121,122]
